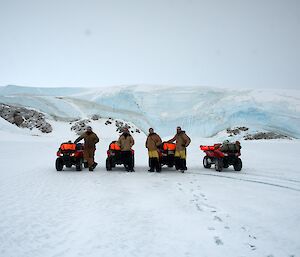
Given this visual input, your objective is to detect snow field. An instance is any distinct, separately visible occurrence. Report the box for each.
[0,120,299,257]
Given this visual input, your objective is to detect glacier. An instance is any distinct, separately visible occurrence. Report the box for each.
[0,85,299,138]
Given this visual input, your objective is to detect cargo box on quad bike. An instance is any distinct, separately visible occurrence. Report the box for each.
[155,142,177,169]
[56,142,87,171]
[200,142,242,172]
[106,141,135,171]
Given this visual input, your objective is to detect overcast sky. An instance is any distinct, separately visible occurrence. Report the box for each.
[0,0,299,89]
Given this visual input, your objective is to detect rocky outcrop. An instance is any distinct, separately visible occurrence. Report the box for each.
[0,104,52,133]
[91,114,101,120]
[71,117,141,135]
[114,120,140,134]
[244,132,290,140]
[70,119,91,135]
[227,127,249,136]
[226,126,291,140]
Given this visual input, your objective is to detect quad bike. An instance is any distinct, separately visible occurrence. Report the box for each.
[106,141,135,171]
[158,142,176,168]
[56,142,88,171]
[200,142,242,172]
[148,142,183,171]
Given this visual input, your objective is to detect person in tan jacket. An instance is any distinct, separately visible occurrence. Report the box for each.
[117,128,135,172]
[167,126,191,172]
[145,128,162,172]
[74,126,99,171]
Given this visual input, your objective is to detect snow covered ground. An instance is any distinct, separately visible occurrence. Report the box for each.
[0,119,299,257]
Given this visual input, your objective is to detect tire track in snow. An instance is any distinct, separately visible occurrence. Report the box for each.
[190,172,300,192]
[241,172,300,184]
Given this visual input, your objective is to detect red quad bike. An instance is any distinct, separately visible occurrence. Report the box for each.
[56,142,88,171]
[200,143,242,172]
[106,141,135,171]
[156,142,177,169]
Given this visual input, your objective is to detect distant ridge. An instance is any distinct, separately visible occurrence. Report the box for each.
[0,85,299,138]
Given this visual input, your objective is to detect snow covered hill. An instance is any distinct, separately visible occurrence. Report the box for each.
[0,85,299,138]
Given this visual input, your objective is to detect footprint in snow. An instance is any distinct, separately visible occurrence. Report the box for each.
[214,236,223,245]
[195,203,203,211]
[214,216,223,222]
[208,227,215,231]
[193,194,200,200]
[249,244,256,250]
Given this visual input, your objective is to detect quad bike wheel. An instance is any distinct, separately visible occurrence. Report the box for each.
[203,156,211,168]
[215,158,223,172]
[234,158,242,171]
[223,159,229,169]
[56,158,64,171]
[106,157,112,171]
[76,159,82,171]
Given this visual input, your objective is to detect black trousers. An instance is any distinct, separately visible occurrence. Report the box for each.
[121,151,133,170]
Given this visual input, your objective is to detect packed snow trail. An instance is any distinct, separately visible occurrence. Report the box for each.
[0,129,299,257]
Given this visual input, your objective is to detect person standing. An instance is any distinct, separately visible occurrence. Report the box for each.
[117,128,135,172]
[74,126,99,171]
[167,126,191,172]
[145,128,162,172]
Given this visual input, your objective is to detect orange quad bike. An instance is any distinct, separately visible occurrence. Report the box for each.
[56,142,88,171]
[106,141,135,171]
[156,142,178,169]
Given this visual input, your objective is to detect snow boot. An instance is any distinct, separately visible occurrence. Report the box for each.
[92,162,98,169]
[179,159,185,173]
[148,158,155,172]
[174,157,180,170]
[183,159,187,170]
[154,158,161,172]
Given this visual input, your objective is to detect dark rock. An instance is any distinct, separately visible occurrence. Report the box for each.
[0,103,52,133]
[244,132,290,140]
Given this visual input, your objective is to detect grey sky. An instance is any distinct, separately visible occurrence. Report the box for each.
[0,0,299,89]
